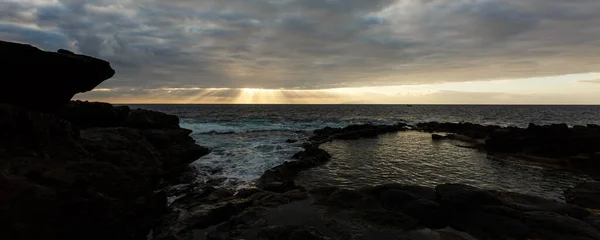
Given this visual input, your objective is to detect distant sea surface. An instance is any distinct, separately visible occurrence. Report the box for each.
[131,105,600,200]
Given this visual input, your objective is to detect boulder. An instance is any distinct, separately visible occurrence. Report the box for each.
[565,182,600,209]
[0,40,115,112]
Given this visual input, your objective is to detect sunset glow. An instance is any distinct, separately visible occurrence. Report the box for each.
[4,0,600,104]
[77,73,600,104]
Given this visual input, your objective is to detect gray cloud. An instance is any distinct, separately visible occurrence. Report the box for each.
[2,0,600,92]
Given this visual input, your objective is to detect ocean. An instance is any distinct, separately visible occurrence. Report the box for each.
[130,104,600,200]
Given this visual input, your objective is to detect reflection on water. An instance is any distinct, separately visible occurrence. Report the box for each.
[296,131,591,200]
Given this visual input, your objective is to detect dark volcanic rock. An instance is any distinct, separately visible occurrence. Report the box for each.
[480,205,523,220]
[378,189,418,210]
[257,147,331,192]
[494,190,590,220]
[320,189,384,211]
[435,184,503,210]
[565,182,600,209]
[451,210,531,239]
[359,183,438,202]
[0,104,209,240]
[524,211,600,239]
[485,123,600,158]
[58,101,129,128]
[0,40,115,112]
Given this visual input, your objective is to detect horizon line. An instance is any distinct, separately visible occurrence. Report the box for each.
[110,102,600,106]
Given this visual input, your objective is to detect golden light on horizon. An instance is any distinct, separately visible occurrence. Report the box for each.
[76,73,600,104]
[234,88,285,104]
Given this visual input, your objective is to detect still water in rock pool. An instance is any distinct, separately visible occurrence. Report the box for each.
[296,131,590,200]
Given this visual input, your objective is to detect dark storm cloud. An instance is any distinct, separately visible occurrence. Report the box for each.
[2,0,600,94]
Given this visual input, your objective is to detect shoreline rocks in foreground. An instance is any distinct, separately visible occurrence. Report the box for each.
[155,180,600,240]
[155,124,600,240]
[0,40,209,240]
[0,102,210,240]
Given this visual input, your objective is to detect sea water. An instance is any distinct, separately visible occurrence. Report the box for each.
[131,104,600,199]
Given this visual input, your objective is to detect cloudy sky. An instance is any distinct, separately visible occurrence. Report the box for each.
[2,0,600,104]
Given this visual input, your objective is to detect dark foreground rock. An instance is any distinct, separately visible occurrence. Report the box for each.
[155,181,600,240]
[0,41,115,112]
[0,103,209,240]
[57,100,130,128]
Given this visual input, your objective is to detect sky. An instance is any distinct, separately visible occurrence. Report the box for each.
[2,0,600,104]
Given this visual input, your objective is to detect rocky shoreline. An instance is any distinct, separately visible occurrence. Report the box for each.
[157,122,600,240]
[1,41,210,240]
[2,40,600,240]
[418,122,600,179]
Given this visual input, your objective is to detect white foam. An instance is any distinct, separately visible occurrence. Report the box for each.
[188,126,307,188]
[180,119,349,134]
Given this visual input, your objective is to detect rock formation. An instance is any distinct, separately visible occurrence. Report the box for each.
[417,121,600,178]
[0,40,115,111]
[0,41,209,240]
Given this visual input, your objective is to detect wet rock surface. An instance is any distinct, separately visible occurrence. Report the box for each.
[156,180,600,240]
